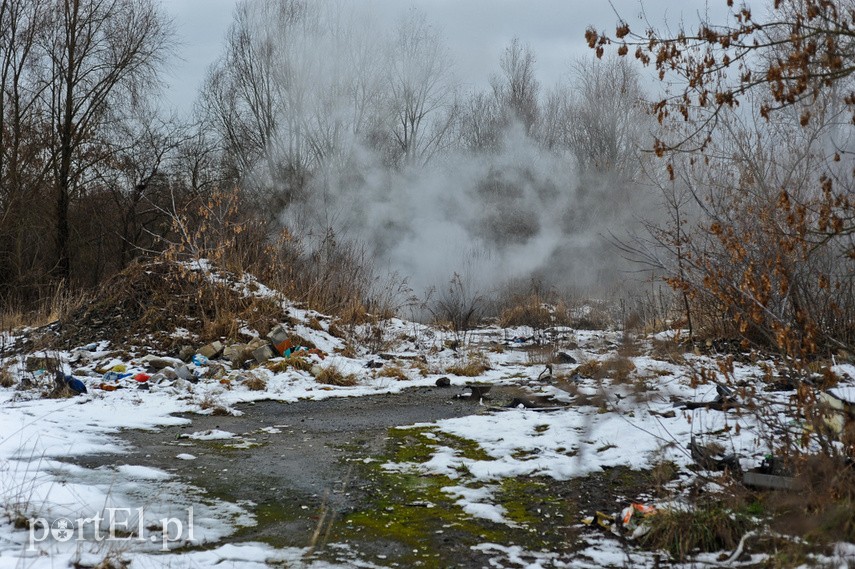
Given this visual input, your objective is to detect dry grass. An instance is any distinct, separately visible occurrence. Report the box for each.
[198,394,231,415]
[1,285,91,333]
[446,352,491,377]
[45,383,76,399]
[266,353,315,373]
[378,363,409,381]
[499,296,554,329]
[315,364,358,386]
[242,372,267,391]
[409,359,430,377]
[651,337,688,364]
[640,501,753,561]
[0,367,15,388]
[766,455,855,544]
[45,260,286,352]
[573,355,636,382]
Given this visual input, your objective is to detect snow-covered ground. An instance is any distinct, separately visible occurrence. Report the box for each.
[1,265,854,568]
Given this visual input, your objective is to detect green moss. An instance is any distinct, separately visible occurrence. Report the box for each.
[330,425,585,568]
[388,426,491,462]
[495,477,578,548]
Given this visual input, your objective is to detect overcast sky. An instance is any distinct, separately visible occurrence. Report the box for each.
[159,0,733,116]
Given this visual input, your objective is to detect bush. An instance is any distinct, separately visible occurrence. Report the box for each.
[641,502,753,561]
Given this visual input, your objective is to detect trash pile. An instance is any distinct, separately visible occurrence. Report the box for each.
[582,502,657,539]
[15,322,332,398]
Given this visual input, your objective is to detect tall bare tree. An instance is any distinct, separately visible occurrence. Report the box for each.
[0,0,50,300]
[41,0,173,284]
[384,9,457,166]
[491,37,539,135]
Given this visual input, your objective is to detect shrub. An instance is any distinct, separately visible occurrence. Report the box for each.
[640,502,753,561]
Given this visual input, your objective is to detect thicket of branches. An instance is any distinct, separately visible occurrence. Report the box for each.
[1,0,652,319]
[2,0,852,360]
[589,0,855,357]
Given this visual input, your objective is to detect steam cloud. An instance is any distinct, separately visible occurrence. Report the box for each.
[223,0,662,298]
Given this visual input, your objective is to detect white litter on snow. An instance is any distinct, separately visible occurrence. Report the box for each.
[187,429,236,441]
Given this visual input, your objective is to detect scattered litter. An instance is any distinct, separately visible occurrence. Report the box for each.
[582,511,616,530]
[688,435,741,472]
[743,472,798,490]
[682,383,738,411]
[819,389,855,438]
[268,325,291,355]
[57,372,88,395]
[103,370,131,382]
[620,503,657,537]
[555,351,577,364]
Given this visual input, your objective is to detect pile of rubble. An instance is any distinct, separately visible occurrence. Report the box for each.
[20,323,330,396]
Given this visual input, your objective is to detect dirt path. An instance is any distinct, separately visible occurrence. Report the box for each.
[74,385,507,562]
[72,384,653,567]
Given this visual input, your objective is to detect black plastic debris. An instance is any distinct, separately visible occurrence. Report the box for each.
[688,436,741,473]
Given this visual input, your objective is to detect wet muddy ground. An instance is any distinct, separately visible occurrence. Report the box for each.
[73,385,655,567]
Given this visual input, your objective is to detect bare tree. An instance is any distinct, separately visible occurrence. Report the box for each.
[537,84,572,153]
[491,37,539,135]
[0,0,52,301]
[94,104,190,269]
[565,56,649,181]
[384,8,457,167]
[39,0,174,284]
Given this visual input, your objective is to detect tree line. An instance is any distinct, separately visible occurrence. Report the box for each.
[1,0,852,357]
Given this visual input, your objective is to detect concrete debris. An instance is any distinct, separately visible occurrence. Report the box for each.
[197,341,224,360]
[223,344,249,366]
[252,344,275,364]
[743,472,798,490]
[178,345,195,362]
[267,325,291,355]
[139,355,183,370]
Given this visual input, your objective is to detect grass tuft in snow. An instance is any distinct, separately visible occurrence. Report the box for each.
[314,364,357,386]
[446,352,491,377]
[640,500,754,561]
